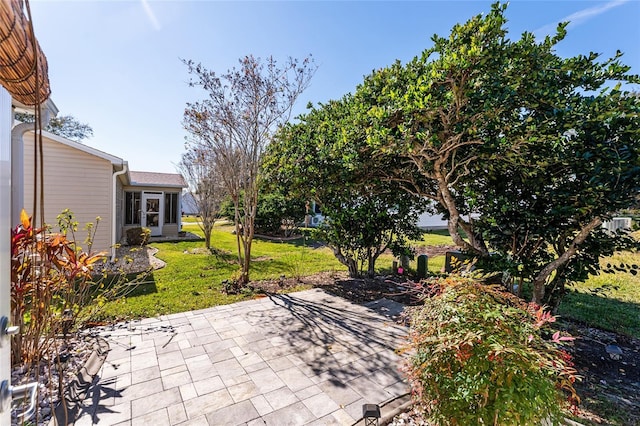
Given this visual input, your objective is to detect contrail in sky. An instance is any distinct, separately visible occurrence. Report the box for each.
[534,0,628,38]
[141,0,161,31]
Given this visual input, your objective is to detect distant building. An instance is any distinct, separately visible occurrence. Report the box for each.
[181,191,199,216]
[416,212,449,230]
[305,200,324,227]
[602,217,633,233]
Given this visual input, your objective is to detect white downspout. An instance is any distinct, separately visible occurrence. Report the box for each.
[111,163,128,260]
[178,191,182,234]
[10,122,35,226]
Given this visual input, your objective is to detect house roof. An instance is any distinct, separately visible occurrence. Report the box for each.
[181,192,199,215]
[129,171,187,188]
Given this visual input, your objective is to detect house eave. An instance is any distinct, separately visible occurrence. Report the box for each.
[126,183,186,189]
[13,97,59,118]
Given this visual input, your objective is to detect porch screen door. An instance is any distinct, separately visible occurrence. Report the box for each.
[142,193,163,237]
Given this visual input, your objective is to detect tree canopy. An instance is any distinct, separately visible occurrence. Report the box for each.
[268,2,640,305]
[265,94,425,278]
[177,141,226,249]
[15,113,94,142]
[354,2,640,306]
[183,55,316,286]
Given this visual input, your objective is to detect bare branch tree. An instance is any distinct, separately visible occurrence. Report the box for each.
[183,55,316,286]
[177,142,226,249]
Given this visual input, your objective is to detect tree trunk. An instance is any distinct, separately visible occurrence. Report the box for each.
[237,187,257,286]
[332,247,359,278]
[544,274,566,314]
[203,224,212,249]
[240,251,250,284]
[532,217,602,305]
[240,219,254,285]
[233,197,243,266]
[348,259,359,278]
[435,167,488,257]
[367,253,376,278]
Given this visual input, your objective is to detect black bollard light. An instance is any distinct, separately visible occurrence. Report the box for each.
[362,403,381,426]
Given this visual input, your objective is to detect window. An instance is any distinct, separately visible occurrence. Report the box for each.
[125,192,141,225]
[165,193,178,224]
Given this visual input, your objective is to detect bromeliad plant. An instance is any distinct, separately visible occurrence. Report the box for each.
[403,277,579,425]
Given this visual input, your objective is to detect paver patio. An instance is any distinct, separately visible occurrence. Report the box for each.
[72,289,409,425]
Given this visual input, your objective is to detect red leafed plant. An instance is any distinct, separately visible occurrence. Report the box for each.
[10,209,105,366]
[401,276,580,425]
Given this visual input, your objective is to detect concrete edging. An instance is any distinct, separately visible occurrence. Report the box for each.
[350,393,412,426]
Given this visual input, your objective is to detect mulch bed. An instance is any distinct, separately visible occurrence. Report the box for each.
[563,320,640,424]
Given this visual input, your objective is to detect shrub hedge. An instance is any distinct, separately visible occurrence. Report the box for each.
[126,227,151,246]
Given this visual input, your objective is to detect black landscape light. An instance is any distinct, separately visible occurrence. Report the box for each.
[362,403,381,426]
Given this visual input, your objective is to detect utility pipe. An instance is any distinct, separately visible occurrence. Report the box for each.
[111,163,128,260]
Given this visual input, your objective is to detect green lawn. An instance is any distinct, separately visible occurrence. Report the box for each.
[99,223,640,341]
[181,215,200,223]
[98,224,452,320]
[98,224,346,319]
[413,228,458,247]
[558,249,640,338]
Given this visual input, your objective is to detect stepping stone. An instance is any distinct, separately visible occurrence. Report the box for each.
[606,344,623,360]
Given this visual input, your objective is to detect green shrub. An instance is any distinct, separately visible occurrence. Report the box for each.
[255,192,305,236]
[403,277,578,425]
[220,191,306,236]
[126,227,151,246]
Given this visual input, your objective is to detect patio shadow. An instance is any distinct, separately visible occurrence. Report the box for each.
[259,291,408,387]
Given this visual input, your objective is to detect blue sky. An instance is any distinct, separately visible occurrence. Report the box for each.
[31,0,640,174]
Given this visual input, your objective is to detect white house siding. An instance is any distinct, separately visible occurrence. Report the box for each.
[22,133,113,254]
[602,217,633,233]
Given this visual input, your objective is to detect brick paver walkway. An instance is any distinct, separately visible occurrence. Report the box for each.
[73,289,409,425]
